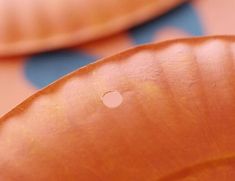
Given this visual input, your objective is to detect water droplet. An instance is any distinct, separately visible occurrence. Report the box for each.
[102,91,123,108]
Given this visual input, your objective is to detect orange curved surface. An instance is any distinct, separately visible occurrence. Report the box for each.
[0,0,185,57]
[0,36,235,180]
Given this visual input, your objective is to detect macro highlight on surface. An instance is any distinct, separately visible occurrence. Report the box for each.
[0,0,235,180]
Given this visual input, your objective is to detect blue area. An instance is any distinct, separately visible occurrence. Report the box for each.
[25,50,98,88]
[129,2,204,44]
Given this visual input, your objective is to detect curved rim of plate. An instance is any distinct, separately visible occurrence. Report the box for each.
[0,0,186,57]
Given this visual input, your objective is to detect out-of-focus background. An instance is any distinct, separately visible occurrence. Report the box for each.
[0,0,234,116]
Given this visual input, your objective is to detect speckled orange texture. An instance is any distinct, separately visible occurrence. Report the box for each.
[0,36,235,180]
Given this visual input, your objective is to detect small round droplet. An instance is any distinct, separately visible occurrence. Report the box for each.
[102,91,123,108]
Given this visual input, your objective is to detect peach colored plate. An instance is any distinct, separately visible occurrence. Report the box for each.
[0,0,185,56]
[0,36,235,180]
